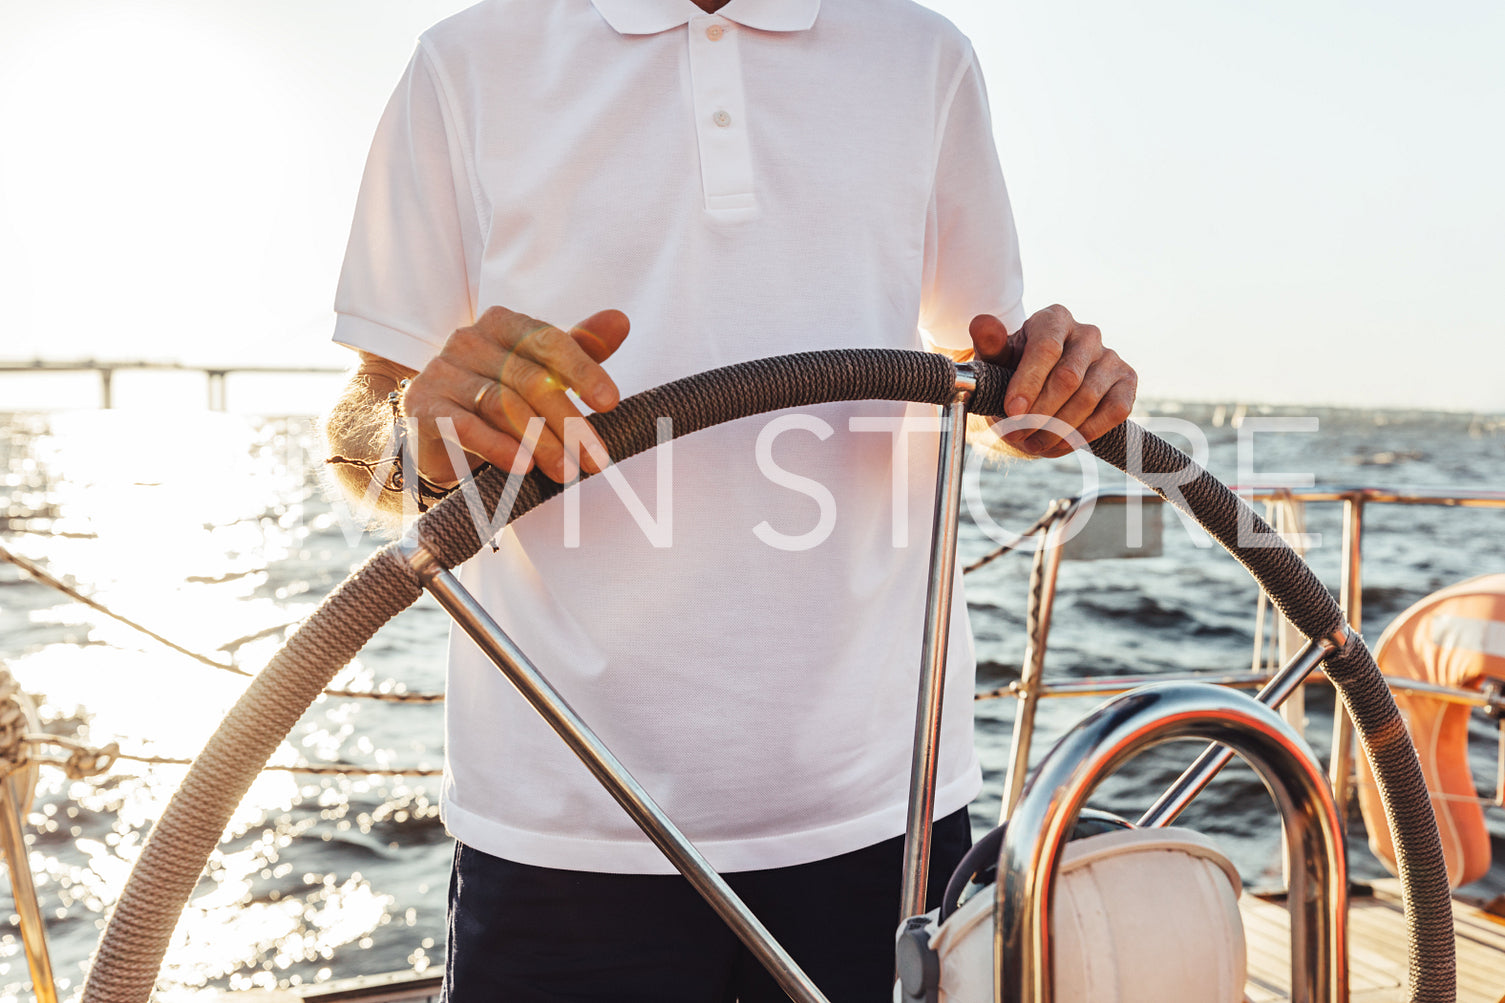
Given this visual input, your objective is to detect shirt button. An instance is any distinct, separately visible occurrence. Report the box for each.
[706,24,724,41]
[713,110,732,128]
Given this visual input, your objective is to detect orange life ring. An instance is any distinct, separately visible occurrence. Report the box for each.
[1355,573,1505,888]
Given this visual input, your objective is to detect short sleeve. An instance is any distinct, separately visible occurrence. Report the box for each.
[919,49,1027,351]
[332,43,481,372]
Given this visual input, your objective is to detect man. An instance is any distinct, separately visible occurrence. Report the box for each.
[325,0,1136,999]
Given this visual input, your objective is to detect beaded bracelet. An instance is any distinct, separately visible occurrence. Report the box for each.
[326,378,458,514]
[384,380,458,512]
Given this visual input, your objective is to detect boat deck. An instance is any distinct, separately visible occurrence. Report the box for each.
[221,879,1505,1003]
[1243,880,1505,1002]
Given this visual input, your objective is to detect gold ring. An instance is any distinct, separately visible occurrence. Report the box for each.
[473,382,496,412]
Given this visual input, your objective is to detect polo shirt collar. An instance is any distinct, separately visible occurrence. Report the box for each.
[590,0,820,35]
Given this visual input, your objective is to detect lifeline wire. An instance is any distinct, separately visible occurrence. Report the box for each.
[0,543,248,677]
[107,750,442,778]
[0,544,443,704]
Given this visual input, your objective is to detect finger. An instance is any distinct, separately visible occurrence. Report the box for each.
[1027,322,1102,423]
[1072,372,1138,446]
[1002,305,1072,417]
[510,319,619,413]
[473,380,578,482]
[494,356,610,474]
[1031,354,1118,447]
[404,356,504,479]
[419,401,538,479]
[967,314,1012,364]
[410,355,595,482]
[1018,350,1117,455]
[464,307,618,413]
[569,309,631,369]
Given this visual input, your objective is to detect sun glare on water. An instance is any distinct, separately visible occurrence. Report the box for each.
[1,405,450,1000]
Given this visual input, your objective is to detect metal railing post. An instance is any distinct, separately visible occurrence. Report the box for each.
[899,365,975,922]
[0,781,58,1003]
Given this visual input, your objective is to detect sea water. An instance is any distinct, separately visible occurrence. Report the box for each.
[1,401,1502,999]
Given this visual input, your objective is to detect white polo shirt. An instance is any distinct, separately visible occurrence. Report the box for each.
[334,0,1025,874]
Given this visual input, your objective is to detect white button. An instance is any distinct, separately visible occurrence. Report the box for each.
[713,110,732,128]
[706,24,724,41]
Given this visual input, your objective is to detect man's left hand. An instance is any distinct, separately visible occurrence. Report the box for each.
[968,305,1137,458]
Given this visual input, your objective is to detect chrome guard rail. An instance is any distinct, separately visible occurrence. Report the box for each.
[996,485,1505,823]
[994,682,1348,1003]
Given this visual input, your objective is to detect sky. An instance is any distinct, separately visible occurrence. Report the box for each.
[0,0,1501,412]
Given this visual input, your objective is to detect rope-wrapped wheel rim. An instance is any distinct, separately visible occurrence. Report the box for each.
[82,350,1455,1003]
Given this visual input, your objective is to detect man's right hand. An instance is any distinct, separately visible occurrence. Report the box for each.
[399,306,631,484]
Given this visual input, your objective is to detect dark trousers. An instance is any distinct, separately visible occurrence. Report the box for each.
[443,808,971,1002]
